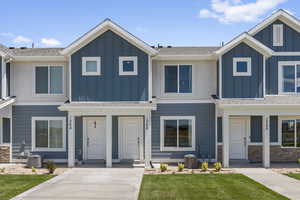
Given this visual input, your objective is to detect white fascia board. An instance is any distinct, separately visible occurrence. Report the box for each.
[248,10,300,36]
[0,98,15,110]
[61,19,158,56]
[13,56,67,62]
[215,33,274,57]
[153,54,218,61]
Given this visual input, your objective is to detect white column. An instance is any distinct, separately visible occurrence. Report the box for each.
[262,115,270,168]
[106,115,112,168]
[0,117,3,144]
[144,112,152,168]
[68,114,75,167]
[222,113,229,168]
[1,60,7,98]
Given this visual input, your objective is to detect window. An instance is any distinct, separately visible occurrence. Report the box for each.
[82,57,101,76]
[164,65,192,93]
[32,117,66,151]
[160,116,195,151]
[273,24,283,46]
[280,62,300,94]
[119,56,138,75]
[35,66,63,94]
[233,58,251,76]
[281,119,300,147]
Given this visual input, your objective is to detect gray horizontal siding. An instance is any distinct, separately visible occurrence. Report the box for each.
[266,56,300,95]
[71,30,149,101]
[222,42,263,98]
[75,117,83,161]
[251,116,262,143]
[3,118,10,143]
[217,117,222,143]
[254,20,300,52]
[151,103,216,160]
[12,105,68,159]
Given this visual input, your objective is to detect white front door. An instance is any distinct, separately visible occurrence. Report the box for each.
[86,118,106,160]
[119,117,143,160]
[229,118,248,159]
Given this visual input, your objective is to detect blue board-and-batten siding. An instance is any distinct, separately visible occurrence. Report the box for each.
[217,116,278,143]
[151,103,216,160]
[254,20,300,52]
[222,42,263,98]
[71,30,149,102]
[266,56,300,95]
[12,105,68,159]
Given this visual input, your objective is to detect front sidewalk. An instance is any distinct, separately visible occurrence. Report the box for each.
[236,168,300,200]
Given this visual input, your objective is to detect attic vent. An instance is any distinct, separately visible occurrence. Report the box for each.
[20,47,27,49]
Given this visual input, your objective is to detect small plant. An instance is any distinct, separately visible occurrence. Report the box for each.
[45,161,57,174]
[178,163,184,172]
[298,158,300,164]
[0,168,5,173]
[201,162,209,171]
[160,163,168,172]
[32,167,36,173]
[214,162,222,172]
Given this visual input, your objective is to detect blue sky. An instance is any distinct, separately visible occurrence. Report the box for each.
[0,0,299,48]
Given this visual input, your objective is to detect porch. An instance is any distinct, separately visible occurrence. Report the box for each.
[59,102,156,168]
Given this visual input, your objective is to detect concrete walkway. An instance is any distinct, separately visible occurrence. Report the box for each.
[236,168,300,200]
[12,166,144,200]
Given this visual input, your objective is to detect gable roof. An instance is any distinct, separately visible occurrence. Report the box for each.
[0,44,13,58]
[215,33,274,57]
[61,18,158,56]
[248,9,300,36]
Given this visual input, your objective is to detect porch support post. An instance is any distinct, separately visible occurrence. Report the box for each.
[262,115,270,168]
[222,112,229,168]
[68,114,75,167]
[144,112,151,168]
[106,115,112,168]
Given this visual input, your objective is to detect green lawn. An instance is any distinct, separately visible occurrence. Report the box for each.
[286,173,300,180]
[0,175,54,200]
[139,174,288,200]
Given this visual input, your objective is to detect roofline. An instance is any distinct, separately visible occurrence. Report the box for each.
[248,9,300,36]
[61,19,158,56]
[215,33,274,57]
[153,54,217,61]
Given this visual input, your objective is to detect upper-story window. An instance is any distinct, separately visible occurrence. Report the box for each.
[35,66,63,95]
[82,57,101,76]
[280,62,300,94]
[119,56,138,75]
[233,58,252,76]
[164,65,192,93]
[273,24,283,46]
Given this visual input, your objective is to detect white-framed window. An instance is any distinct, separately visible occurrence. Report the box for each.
[164,64,192,94]
[119,56,138,75]
[233,57,252,76]
[82,57,101,76]
[273,24,283,47]
[160,116,195,151]
[32,117,66,152]
[35,66,64,95]
[280,118,300,148]
[279,61,300,94]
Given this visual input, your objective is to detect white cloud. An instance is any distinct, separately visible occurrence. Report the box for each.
[199,0,288,23]
[0,32,14,38]
[13,35,32,44]
[40,38,61,47]
[135,27,148,33]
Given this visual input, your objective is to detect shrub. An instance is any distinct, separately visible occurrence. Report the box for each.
[160,163,168,172]
[45,161,57,174]
[201,162,209,171]
[177,163,184,172]
[298,158,300,164]
[32,167,36,173]
[0,168,5,173]
[214,162,222,172]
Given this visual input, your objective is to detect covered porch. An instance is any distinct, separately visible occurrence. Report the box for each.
[59,102,156,168]
[218,96,300,168]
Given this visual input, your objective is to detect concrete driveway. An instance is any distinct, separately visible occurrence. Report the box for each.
[12,165,144,200]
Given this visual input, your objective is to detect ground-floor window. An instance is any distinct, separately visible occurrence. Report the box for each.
[160,116,195,151]
[281,119,300,147]
[32,117,66,151]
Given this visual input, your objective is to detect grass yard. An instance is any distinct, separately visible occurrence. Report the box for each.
[139,174,288,200]
[286,173,300,180]
[0,175,54,200]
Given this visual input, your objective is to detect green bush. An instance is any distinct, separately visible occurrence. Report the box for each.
[201,162,209,171]
[31,167,36,173]
[298,158,300,164]
[214,162,222,172]
[0,168,5,173]
[45,161,57,174]
[160,163,168,172]
[177,163,184,172]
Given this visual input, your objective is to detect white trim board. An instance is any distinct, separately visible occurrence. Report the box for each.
[118,56,138,76]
